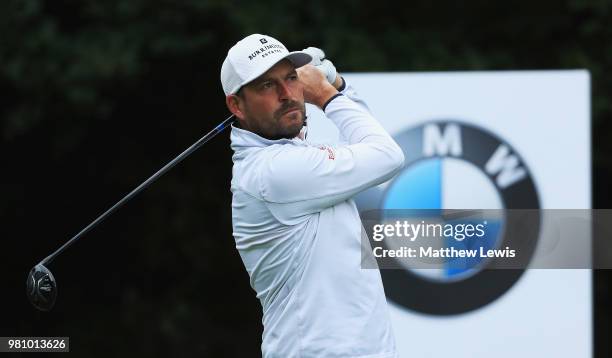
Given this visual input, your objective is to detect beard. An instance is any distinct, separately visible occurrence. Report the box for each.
[269,100,306,140]
[239,99,307,140]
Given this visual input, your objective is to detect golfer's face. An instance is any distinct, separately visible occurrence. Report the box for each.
[239,60,306,140]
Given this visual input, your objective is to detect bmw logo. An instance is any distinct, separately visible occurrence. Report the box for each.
[356,120,541,315]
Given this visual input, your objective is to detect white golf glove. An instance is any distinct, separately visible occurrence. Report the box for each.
[302,46,338,85]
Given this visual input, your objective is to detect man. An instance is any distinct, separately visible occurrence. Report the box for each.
[221,34,404,358]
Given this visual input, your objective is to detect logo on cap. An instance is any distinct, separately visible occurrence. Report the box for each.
[260,38,268,44]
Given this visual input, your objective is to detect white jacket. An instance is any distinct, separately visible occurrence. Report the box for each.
[230,79,404,358]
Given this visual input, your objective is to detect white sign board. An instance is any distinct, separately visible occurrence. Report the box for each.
[306,70,591,357]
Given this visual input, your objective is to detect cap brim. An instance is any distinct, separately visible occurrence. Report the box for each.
[235,51,312,94]
[285,51,312,68]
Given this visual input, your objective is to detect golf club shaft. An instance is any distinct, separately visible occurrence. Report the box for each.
[40,114,235,266]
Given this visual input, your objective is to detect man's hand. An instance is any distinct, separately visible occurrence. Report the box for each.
[297,64,338,109]
[302,47,343,90]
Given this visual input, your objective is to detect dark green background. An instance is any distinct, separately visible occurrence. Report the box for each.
[1,0,609,356]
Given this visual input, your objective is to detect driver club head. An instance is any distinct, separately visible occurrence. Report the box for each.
[26,264,57,312]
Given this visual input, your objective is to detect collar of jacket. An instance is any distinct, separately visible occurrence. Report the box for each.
[230,124,308,157]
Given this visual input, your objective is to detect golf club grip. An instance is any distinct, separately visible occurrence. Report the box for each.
[40,114,235,265]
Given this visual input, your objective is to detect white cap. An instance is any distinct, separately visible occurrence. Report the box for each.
[221,34,312,95]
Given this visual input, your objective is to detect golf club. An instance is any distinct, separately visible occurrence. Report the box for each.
[27,114,235,311]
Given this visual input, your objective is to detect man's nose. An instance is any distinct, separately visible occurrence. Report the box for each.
[277,81,294,101]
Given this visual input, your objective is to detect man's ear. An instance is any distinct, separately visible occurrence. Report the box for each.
[226,95,245,120]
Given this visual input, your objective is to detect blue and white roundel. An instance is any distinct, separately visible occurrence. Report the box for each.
[356,120,541,315]
[382,158,504,282]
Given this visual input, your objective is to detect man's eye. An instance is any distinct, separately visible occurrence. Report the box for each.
[261,82,273,89]
[288,74,298,81]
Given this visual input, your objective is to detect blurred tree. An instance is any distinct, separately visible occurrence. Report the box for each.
[1,0,610,357]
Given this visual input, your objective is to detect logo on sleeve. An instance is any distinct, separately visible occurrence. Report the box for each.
[318,146,336,160]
